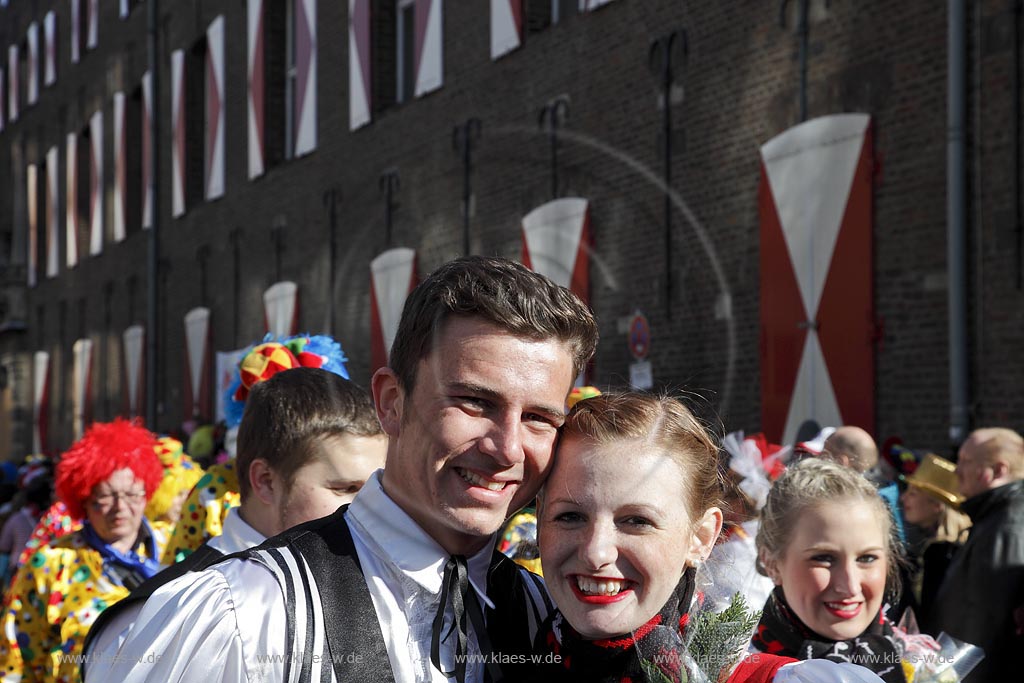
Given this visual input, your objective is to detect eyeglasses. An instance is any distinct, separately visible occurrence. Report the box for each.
[90,490,147,508]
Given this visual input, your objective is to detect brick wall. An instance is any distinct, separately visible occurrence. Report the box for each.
[0,0,1020,456]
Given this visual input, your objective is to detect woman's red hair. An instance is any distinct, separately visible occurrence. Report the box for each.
[55,419,163,519]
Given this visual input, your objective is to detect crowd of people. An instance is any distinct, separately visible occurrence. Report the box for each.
[0,255,1019,683]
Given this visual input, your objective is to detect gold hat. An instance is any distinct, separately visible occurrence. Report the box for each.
[907,453,963,508]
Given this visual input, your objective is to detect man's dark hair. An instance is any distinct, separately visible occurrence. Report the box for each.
[236,367,382,499]
[389,256,598,392]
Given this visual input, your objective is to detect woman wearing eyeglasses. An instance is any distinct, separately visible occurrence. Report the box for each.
[0,420,166,683]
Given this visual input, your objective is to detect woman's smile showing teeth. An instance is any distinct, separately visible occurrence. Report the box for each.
[576,576,628,596]
[823,601,862,619]
[456,467,508,491]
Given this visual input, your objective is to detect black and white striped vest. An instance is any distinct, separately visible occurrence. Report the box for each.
[234,504,552,683]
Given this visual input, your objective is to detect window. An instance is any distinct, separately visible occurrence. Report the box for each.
[373,0,444,111]
[185,38,206,210]
[285,0,297,159]
[71,0,88,64]
[125,87,143,234]
[27,163,38,287]
[527,0,576,34]
[372,0,397,113]
[75,124,91,258]
[261,0,289,167]
[44,146,58,278]
[396,0,415,104]
[256,0,315,165]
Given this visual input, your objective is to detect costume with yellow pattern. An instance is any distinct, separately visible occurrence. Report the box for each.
[0,525,167,683]
[161,462,240,564]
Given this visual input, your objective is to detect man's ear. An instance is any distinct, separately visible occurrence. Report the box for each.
[991,459,1010,483]
[372,367,404,438]
[248,459,281,506]
[689,507,724,566]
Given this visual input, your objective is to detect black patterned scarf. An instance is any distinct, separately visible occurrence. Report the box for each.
[750,588,907,683]
[537,567,696,683]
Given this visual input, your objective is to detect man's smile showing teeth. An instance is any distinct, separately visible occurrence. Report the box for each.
[576,577,628,596]
[456,468,508,491]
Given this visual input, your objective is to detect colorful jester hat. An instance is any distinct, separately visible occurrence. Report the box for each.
[223,334,350,428]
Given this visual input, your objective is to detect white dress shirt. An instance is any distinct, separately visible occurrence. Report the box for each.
[83,508,266,681]
[97,470,499,683]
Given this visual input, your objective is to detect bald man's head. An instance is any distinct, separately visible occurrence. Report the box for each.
[823,426,879,473]
[956,428,1024,499]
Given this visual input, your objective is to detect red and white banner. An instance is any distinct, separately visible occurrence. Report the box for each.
[206,16,225,200]
[521,197,591,303]
[370,248,417,372]
[32,351,50,454]
[142,70,153,228]
[113,92,127,242]
[247,0,266,177]
[171,50,186,217]
[27,164,38,288]
[184,307,211,419]
[8,46,19,122]
[89,109,104,255]
[44,11,57,86]
[72,338,94,440]
[414,0,444,97]
[348,0,371,130]
[294,0,317,156]
[490,0,522,60]
[26,22,39,105]
[66,132,78,267]
[759,113,875,445]
[45,146,58,278]
[123,325,145,418]
[264,281,299,337]
[86,0,98,49]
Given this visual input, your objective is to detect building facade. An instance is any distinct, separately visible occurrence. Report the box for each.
[0,0,1020,458]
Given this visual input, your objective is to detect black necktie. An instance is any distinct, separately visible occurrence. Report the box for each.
[430,555,503,683]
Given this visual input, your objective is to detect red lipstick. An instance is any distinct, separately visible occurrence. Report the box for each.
[823,602,863,619]
[569,576,634,604]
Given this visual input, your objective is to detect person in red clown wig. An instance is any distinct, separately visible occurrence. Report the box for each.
[0,419,166,683]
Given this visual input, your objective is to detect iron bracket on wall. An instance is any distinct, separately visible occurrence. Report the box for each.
[453,118,482,256]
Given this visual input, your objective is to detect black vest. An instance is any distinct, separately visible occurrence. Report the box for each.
[232,505,550,682]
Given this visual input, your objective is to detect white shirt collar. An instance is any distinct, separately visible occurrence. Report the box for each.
[348,469,496,609]
[207,507,266,555]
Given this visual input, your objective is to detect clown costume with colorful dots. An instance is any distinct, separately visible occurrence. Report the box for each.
[160,462,240,564]
[0,528,167,683]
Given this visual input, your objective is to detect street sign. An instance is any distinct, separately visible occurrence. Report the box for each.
[628,312,651,360]
[630,360,653,390]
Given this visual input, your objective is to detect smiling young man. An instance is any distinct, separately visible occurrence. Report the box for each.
[101,256,598,683]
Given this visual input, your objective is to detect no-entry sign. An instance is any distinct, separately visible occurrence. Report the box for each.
[628,312,650,360]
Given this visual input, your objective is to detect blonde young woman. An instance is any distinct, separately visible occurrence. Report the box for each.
[752,458,913,682]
